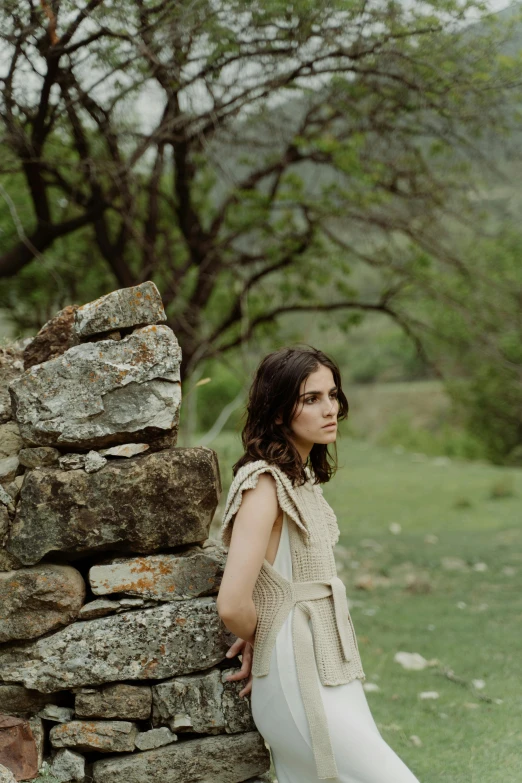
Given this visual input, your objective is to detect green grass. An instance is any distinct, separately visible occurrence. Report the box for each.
[207,431,522,783]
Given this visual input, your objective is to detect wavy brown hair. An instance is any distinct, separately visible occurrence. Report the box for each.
[232,346,349,486]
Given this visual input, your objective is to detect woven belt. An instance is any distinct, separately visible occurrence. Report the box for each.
[290,576,352,780]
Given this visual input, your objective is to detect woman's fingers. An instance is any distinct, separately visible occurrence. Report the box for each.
[225,657,250,681]
[225,641,254,683]
[239,673,253,698]
[225,637,246,659]
[243,642,253,664]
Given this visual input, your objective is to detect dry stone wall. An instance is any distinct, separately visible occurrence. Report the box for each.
[0,283,271,783]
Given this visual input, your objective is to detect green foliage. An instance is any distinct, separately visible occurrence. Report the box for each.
[378,412,487,461]
[195,359,244,433]
[418,226,522,465]
[489,476,516,499]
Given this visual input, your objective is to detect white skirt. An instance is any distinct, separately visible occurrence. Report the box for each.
[250,513,421,783]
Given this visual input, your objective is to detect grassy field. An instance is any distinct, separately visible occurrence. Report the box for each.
[207,431,522,783]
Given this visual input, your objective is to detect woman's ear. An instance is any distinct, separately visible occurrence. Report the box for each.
[275,413,283,425]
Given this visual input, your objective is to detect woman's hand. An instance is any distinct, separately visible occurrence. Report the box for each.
[224,637,254,698]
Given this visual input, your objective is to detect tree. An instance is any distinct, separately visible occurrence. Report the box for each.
[1,0,521,378]
[409,225,522,465]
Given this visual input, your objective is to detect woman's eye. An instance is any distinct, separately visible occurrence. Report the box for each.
[306,397,316,404]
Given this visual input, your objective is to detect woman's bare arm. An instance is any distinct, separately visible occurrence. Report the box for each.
[217,472,280,644]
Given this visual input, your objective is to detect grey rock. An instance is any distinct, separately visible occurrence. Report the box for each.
[99,443,149,458]
[50,749,86,782]
[1,478,23,508]
[37,705,75,723]
[83,451,107,473]
[10,324,181,449]
[78,599,119,620]
[0,564,85,643]
[50,720,137,753]
[0,506,23,572]
[58,451,108,474]
[0,422,22,459]
[0,764,16,783]
[89,545,226,601]
[28,716,44,768]
[58,454,87,471]
[220,668,257,734]
[75,684,152,720]
[0,456,20,483]
[116,597,146,608]
[18,446,60,468]
[0,684,56,717]
[152,667,254,735]
[0,598,234,693]
[91,731,270,783]
[73,281,166,338]
[0,486,15,514]
[134,727,177,751]
[8,448,220,565]
[0,345,24,424]
[77,597,150,620]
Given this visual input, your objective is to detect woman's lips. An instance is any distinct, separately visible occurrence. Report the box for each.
[322,422,337,429]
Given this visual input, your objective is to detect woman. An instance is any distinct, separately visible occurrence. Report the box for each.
[217,346,420,783]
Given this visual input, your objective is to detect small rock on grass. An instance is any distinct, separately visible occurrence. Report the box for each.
[394,652,429,671]
[418,691,439,700]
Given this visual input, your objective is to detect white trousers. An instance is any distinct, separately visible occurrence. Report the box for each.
[250,513,421,783]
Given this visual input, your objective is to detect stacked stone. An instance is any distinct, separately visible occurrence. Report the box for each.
[0,283,270,783]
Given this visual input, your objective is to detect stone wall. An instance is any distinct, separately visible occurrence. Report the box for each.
[0,283,270,783]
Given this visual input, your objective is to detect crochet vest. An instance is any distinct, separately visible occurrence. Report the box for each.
[220,459,366,780]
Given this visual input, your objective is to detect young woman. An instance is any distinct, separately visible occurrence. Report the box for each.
[217,346,420,783]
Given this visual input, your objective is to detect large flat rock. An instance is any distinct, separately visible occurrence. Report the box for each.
[9,325,181,449]
[152,667,255,734]
[0,598,234,693]
[91,731,270,783]
[50,720,137,753]
[0,685,56,717]
[7,448,220,565]
[73,282,166,338]
[0,564,85,642]
[89,544,226,600]
[75,684,152,720]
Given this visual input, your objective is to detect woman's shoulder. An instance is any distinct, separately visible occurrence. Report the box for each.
[220,460,303,547]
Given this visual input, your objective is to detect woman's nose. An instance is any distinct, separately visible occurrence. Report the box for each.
[324,400,337,416]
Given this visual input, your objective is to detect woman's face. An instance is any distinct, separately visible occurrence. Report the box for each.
[288,364,339,453]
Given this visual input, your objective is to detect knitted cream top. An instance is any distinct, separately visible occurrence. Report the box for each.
[220,459,366,780]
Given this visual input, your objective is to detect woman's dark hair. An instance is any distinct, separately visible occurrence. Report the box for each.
[232,345,348,486]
